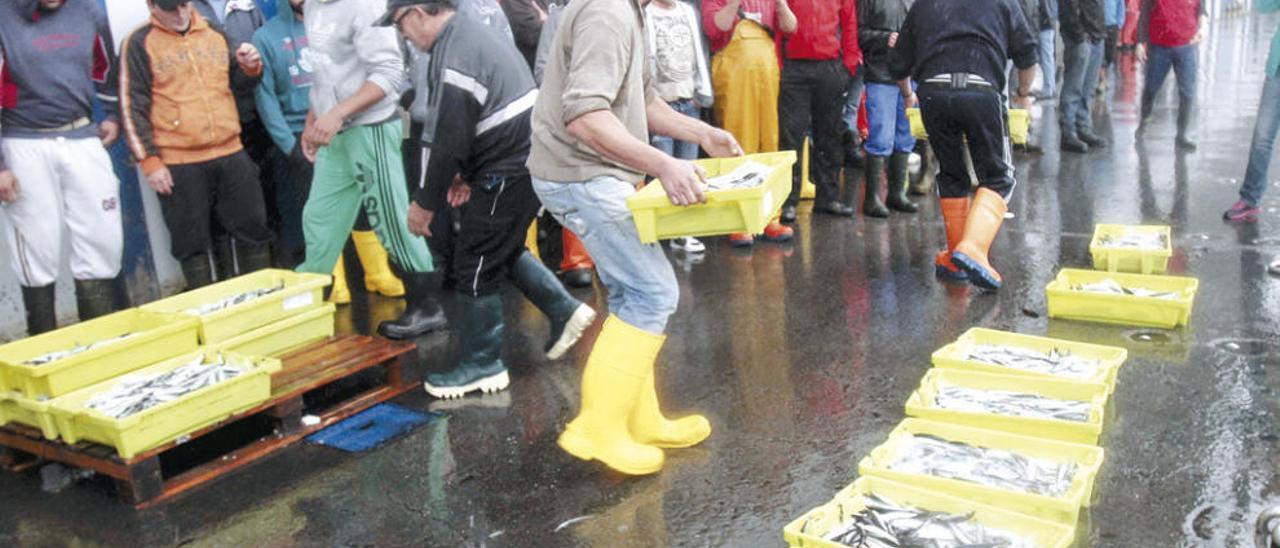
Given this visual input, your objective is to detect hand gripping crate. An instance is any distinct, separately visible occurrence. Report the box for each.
[783,476,1075,548]
[904,369,1110,445]
[0,309,200,400]
[626,151,795,244]
[141,269,330,345]
[1045,269,1199,328]
[48,349,281,459]
[931,328,1128,391]
[1089,224,1173,274]
[858,419,1105,525]
[212,303,336,358]
[907,108,1030,144]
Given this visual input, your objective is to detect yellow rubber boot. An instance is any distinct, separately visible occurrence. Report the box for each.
[558,315,665,475]
[951,188,1008,290]
[352,231,405,297]
[330,260,351,305]
[630,371,711,449]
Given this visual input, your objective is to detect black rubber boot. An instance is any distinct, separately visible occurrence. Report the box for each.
[509,251,597,359]
[378,271,448,339]
[74,279,116,322]
[213,236,236,281]
[562,268,594,288]
[1077,129,1109,148]
[909,144,935,196]
[181,253,215,290]
[1061,132,1090,153]
[862,155,890,218]
[422,294,509,399]
[21,284,57,336]
[236,242,273,274]
[1176,98,1197,152]
[885,152,919,214]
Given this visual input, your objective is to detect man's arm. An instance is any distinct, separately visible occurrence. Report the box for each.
[646,96,742,157]
[252,32,296,155]
[1136,0,1153,44]
[888,7,917,82]
[710,0,741,33]
[503,0,545,56]
[119,30,163,176]
[303,19,404,158]
[412,70,482,213]
[857,1,892,61]
[92,7,121,132]
[841,0,862,76]
[776,0,798,34]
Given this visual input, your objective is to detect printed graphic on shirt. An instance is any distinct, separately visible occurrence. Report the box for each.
[650,12,695,84]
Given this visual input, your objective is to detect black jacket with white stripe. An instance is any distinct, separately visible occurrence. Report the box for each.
[414,12,538,211]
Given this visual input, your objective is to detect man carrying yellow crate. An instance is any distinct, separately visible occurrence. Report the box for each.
[890,0,1037,290]
[527,0,743,475]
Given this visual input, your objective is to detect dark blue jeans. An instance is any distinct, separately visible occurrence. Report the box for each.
[1060,37,1105,135]
[1240,72,1280,206]
[651,99,701,160]
[1141,44,1198,119]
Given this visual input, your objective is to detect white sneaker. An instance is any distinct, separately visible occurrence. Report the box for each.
[669,237,706,254]
[1269,257,1280,277]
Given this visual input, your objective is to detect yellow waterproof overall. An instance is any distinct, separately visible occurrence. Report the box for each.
[711,20,779,155]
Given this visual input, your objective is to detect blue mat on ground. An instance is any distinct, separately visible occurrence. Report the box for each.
[306,403,438,452]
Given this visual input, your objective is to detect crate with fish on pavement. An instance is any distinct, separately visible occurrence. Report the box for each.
[0,334,419,507]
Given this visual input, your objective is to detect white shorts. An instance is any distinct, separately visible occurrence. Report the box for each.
[1,136,123,287]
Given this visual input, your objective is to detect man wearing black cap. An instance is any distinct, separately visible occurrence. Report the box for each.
[890,0,1038,291]
[376,0,596,400]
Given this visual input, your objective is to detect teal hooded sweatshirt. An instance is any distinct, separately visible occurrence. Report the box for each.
[252,0,312,154]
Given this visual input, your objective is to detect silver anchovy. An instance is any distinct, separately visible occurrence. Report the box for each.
[823,493,1035,547]
[965,344,1103,380]
[184,282,287,316]
[84,354,244,419]
[1095,232,1167,250]
[704,162,771,190]
[22,332,140,366]
[1070,278,1179,300]
[932,385,1092,422]
[889,434,1077,498]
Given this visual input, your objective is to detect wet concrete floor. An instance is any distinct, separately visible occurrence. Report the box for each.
[5,13,1280,548]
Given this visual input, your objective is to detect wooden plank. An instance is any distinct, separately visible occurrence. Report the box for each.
[116,456,163,504]
[0,425,130,479]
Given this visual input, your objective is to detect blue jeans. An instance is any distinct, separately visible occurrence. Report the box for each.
[1240,73,1280,206]
[651,99,701,160]
[864,82,916,156]
[1141,44,1197,116]
[531,176,678,334]
[1060,37,1105,135]
[1039,29,1057,96]
[843,64,865,135]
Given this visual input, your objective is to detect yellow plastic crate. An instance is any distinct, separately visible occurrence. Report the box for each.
[212,303,335,357]
[49,349,281,459]
[0,391,59,439]
[784,476,1075,548]
[1046,269,1199,328]
[905,369,1110,445]
[141,269,330,345]
[0,309,200,400]
[626,151,796,244]
[931,328,1128,389]
[907,108,1030,144]
[1090,224,1173,274]
[858,419,1105,524]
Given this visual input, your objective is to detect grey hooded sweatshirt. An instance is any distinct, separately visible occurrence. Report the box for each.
[304,0,405,129]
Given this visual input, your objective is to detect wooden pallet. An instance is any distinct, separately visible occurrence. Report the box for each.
[0,334,419,508]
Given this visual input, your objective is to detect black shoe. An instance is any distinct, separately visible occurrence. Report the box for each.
[563,268,594,288]
[1017,142,1045,155]
[1061,133,1090,153]
[862,155,890,218]
[1078,130,1108,148]
[21,284,57,336]
[885,152,919,214]
[814,201,855,217]
[1176,135,1198,152]
[780,205,798,224]
[378,271,448,339]
[74,279,117,322]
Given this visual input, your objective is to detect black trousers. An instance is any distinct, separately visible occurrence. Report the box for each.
[918,86,1016,199]
[779,59,850,206]
[1105,25,1119,66]
[437,173,540,297]
[161,151,274,261]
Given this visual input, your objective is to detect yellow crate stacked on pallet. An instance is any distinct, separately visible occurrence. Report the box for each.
[142,269,335,357]
[47,350,281,459]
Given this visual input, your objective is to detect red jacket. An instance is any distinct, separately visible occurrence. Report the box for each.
[1138,0,1204,48]
[701,0,780,52]
[782,0,862,76]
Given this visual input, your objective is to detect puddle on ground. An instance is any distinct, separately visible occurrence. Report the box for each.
[1127,330,1173,344]
[1211,338,1275,358]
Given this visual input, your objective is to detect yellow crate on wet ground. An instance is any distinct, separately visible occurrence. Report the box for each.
[1089,224,1173,274]
[931,327,1128,391]
[857,419,1105,525]
[907,108,1030,144]
[212,303,336,358]
[0,391,60,439]
[48,350,281,459]
[0,309,200,400]
[141,269,330,345]
[1046,269,1199,328]
[904,369,1110,445]
[783,476,1075,548]
[627,151,795,244]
